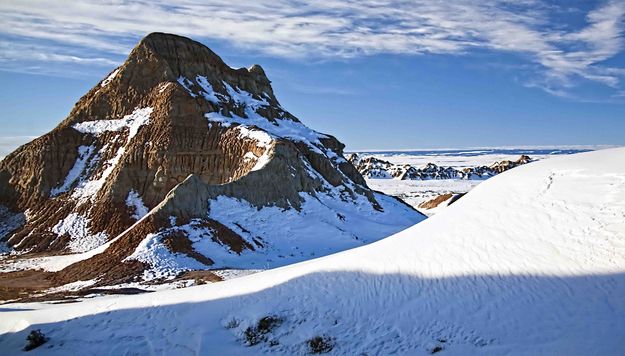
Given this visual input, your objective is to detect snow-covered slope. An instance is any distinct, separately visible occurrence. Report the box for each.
[1,148,624,355]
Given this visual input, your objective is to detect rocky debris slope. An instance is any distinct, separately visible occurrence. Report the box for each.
[0,33,424,295]
[348,153,532,180]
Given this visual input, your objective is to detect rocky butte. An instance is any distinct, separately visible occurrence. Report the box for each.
[0,33,424,300]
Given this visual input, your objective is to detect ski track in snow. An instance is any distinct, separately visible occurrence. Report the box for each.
[1,148,624,355]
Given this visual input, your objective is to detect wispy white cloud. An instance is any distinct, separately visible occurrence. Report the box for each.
[0,0,623,98]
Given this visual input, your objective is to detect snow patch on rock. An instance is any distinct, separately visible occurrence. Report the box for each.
[126,190,149,220]
[100,68,120,87]
[71,143,123,202]
[50,145,96,197]
[52,213,108,253]
[72,107,153,142]
[195,75,222,104]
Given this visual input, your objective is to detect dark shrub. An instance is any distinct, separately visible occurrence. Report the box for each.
[431,345,444,354]
[257,316,282,334]
[24,329,48,351]
[244,315,283,346]
[307,335,334,354]
[224,318,239,329]
[244,327,264,346]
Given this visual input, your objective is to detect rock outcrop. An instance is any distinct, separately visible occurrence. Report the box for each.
[417,193,465,210]
[0,33,424,294]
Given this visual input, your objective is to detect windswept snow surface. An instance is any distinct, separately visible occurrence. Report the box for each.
[1,148,625,355]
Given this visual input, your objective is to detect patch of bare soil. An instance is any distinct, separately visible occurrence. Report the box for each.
[201,219,255,254]
[418,193,454,210]
[162,230,215,265]
[0,269,55,302]
[175,270,223,284]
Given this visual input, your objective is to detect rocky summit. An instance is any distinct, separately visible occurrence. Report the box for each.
[0,33,423,298]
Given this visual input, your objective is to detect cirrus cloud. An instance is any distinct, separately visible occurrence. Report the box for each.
[0,0,623,98]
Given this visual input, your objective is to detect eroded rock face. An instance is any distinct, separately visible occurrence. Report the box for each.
[0,33,424,289]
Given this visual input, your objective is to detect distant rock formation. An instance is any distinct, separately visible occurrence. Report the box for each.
[348,154,532,180]
[0,33,424,294]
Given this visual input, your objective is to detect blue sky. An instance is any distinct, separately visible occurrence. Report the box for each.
[0,0,624,151]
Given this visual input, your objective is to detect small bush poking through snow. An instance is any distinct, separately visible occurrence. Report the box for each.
[307,335,334,354]
[257,316,282,333]
[244,327,263,346]
[430,345,444,354]
[224,318,240,329]
[23,329,48,351]
[244,315,283,346]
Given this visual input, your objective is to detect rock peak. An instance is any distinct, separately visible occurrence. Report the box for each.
[122,32,273,100]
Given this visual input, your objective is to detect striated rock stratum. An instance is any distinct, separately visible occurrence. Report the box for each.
[0,33,423,293]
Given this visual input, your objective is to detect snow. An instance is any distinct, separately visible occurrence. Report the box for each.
[126,190,422,281]
[99,68,120,87]
[125,230,208,280]
[204,111,323,149]
[195,75,222,104]
[43,280,97,295]
[72,107,153,142]
[243,150,272,171]
[125,190,148,220]
[0,206,25,241]
[1,148,623,354]
[177,76,197,98]
[251,151,271,171]
[67,107,153,202]
[70,143,124,202]
[222,81,269,110]
[235,126,273,148]
[51,213,108,253]
[211,269,264,280]
[50,145,95,197]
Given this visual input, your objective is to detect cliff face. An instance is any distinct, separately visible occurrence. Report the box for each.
[0,33,423,289]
